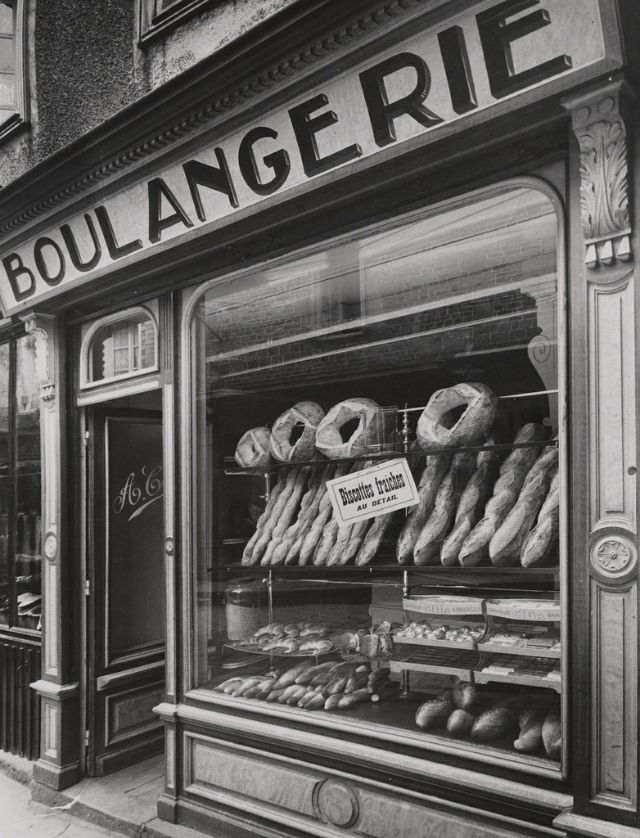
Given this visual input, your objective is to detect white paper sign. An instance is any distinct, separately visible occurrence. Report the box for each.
[326,458,419,527]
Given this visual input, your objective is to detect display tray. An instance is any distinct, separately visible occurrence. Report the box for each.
[393,634,477,652]
[475,655,561,693]
[390,649,478,680]
[224,640,337,659]
[477,642,560,660]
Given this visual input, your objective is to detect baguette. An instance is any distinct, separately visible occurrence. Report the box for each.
[270,465,326,565]
[298,463,350,565]
[250,467,300,565]
[458,423,546,566]
[355,511,394,566]
[241,468,287,565]
[335,519,371,566]
[396,453,450,564]
[414,451,477,565]
[521,470,560,567]
[490,446,558,566]
[440,444,500,566]
[313,518,339,566]
[261,466,311,566]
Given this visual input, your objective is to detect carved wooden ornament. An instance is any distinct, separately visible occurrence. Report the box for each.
[566,84,633,270]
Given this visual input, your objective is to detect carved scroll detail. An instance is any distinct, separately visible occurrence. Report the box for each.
[565,85,634,270]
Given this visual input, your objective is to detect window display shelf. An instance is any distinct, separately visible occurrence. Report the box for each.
[393,634,477,652]
[390,650,478,680]
[474,655,561,693]
[222,438,559,477]
[476,642,560,660]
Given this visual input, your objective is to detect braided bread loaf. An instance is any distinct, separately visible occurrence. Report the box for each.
[414,451,477,565]
[489,445,558,566]
[440,443,500,566]
[458,423,546,567]
[521,470,560,567]
[396,453,450,565]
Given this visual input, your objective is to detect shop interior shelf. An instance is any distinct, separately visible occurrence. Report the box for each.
[393,634,477,652]
[223,641,335,660]
[390,649,478,680]
[222,437,559,476]
[476,642,560,660]
[474,654,561,693]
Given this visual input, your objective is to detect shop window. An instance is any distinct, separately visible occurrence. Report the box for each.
[82,308,158,389]
[0,0,28,141]
[0,333,41,633]
[188,182,564,775]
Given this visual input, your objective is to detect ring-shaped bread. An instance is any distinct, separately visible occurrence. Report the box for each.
[417,382,497,450]
[234,427,272,468]
[269,400,325,462]
[315,397,386,459]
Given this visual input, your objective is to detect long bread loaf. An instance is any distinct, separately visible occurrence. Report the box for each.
[241,468,287,565]
[298,463,348,565]
[458,423,546,566]
[250,467,300,565]
[414,451,477,565]
[337,520,371,565]
[440,444,500,566]
[521,470,559,567]
[261,467,311,566]
[270,465,327,565]
[355,512,395,566]
[396,453,450,565]
[490,446,558,566]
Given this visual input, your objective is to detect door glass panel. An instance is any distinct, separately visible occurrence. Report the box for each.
[106,416,165,661]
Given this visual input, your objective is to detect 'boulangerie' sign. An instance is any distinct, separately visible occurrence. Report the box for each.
[0,0,606,313]
[326,458,419,526]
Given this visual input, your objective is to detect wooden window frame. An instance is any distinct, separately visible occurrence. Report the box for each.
[0,0,28,142]
[138,0,219,44]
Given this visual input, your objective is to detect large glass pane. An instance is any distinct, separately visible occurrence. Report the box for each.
[0,344,9,626]
[15,334,41,630]
[191,186,563,771]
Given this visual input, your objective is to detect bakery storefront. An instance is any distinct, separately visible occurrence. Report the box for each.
[2,0,638,836]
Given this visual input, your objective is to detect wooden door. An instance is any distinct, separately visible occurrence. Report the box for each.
[86,407,165,775]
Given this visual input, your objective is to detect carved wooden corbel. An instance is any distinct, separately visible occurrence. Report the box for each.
[563,81,635,270]
[19,312,56,403]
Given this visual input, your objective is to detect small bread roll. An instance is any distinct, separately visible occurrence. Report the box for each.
[234,427,271,468]
[270,401,325,462]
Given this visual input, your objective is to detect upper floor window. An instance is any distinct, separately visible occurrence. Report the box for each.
[139,0,215,42]
[0,0,27,140]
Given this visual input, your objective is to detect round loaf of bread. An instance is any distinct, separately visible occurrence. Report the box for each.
[269,401,325,462]
[417,382,497,450]
[234,427,272,468]
[315,397,385,459]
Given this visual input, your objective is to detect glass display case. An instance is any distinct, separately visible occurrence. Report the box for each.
[188,182,564,775]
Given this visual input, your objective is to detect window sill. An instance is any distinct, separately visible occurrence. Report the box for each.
[139,0,219,45]
[0,113,28,147]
